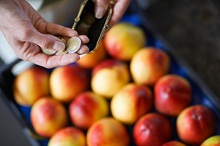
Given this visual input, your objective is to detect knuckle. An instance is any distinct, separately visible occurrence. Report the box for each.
[19,29,32,40]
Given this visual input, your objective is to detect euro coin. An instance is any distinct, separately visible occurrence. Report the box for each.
[56,49,68,55]
[41,48,56,55]
[66,37,81,53]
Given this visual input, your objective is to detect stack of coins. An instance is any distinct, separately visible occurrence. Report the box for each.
[41,37,82,56]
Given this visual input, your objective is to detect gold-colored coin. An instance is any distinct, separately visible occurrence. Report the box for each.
[41,48,56,55]
[56,49,68,55]
[66,37,82,53]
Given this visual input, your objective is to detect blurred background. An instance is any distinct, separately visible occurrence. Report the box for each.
[0,0,220,145]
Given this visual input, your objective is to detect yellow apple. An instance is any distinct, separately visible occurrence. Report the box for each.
[130,47,170,86]
[77,39,108,69]
[87,117,130,146]
[104,22,146,61]
[30,97,68,138]
[111,83,153,124]
[91,59,130,98]
[13,66,50,106]
[201,135,220,146]
[50,65,89,103]
[48,126,86,146]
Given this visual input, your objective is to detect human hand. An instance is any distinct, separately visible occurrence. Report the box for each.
[94,0,131,27]
[0,0,89,68]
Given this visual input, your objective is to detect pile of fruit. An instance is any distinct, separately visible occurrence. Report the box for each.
[13,22,219,146]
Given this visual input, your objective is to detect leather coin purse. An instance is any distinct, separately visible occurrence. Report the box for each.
[72,0,113,53]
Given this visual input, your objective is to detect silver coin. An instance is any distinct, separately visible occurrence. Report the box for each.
[66,37,82,53]
[41,48,56,55]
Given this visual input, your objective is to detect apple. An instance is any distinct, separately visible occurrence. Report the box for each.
[176,105,216,145]
[13,66,50,106]
[104,22,146,61]
[162,141,187,146]
[154,74,192,116]
[133,113,172,146]
[91,59,130,98]
[69,91,109,130]
[201,135,220,146]
[76,39,108,69]
[130,47,170,86]
[30,97,68,138]
[48,126,86,146]
[50,65,89,103]
[111,83,153,125]
[87,117,130,146]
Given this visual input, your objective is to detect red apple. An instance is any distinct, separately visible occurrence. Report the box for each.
[133,113,172,146]
[91,59,130,98]
[48,126,86,146]
[162,141,187,146]
[13,66,50,106]
[87,117,130,146]
[201,135,220,146]
[177,105,216,145]
[111,83,153,124]
[50,65,89,103]
[30,97,68,138]
[154,74,192,116]
[69,91,109,130]
[104,22,146,61]
[130,47,170,86]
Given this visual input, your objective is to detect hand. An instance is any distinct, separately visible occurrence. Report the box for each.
[94,0,131,27]
[0,0,89,68]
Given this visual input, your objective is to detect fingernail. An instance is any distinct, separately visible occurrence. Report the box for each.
[53,41,65,50]
[95,6,105,19]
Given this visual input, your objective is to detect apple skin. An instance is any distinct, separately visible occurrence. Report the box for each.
[111,83,153,125]
[87,117,130,146]
[13,66,50,106]
[91,59,130,98]
[77,39,108,69]
[201,135,220,146]
[104,22,146,61]
[162,141,187,146]
[177,105,216,145]
[69,91,109,130]
[48,126,86,146]
[133,113,172,146]
[30,97,68,138]
[154,74,192,116]
[130,47,170,86]
[50,65,89,103]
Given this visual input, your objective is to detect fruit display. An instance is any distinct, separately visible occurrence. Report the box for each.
[0,13,220,146]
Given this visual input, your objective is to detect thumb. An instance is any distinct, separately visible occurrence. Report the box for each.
[94,0,109,19]
[24,29,65,51]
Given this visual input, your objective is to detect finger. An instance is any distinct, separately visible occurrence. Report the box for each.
[94,0,110,19]
[29,53,80,68]
[76,45,89,54]
[78,35,90,44]
[109,0,131,28]
[44,22,78,37]
[24,29,65,51]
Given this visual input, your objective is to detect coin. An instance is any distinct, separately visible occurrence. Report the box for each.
[56,49,68,56]
[41,48,56,55]
[66,37,81,53]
